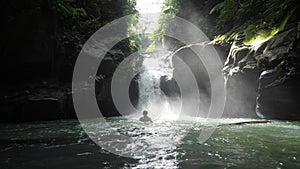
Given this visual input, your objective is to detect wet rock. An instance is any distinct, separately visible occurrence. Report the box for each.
[96,79,119,117]
[21,98,60,122]
[129,76,139,109]
[172,48,212,116]
[62,92,77,119]
[255,28,300,120]
[160,75,180,97]
[256,70,300,120]
[223,28,299,119]
[95,75,140,117]
[0,81,77,122]
[95,50,141,117]
[223,68,260,118]
[222,40,260,118]
[0,101,18,122]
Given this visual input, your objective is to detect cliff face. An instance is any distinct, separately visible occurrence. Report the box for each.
[160,0,299,119]
[0,0,138,122]
[223,28,300,120]
[256,29,300,120]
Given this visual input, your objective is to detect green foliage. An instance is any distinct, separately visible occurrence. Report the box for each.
[95,74,106,82]
[49,0,137,53]
[209,2,224,15]
[146,0,183,51]
[210,0,298,45]
[126,13,147,50]
[1,0,137,80]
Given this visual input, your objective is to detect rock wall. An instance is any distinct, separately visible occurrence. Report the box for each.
[257,70,300,120]
[0,82,76,122]
[0,48,140,122]
[223,28,300,120]
[172,48,212,117]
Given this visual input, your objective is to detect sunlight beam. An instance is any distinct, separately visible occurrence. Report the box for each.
[136,0,164,13]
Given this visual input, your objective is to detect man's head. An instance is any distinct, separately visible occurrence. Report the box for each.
[143,110,148,116]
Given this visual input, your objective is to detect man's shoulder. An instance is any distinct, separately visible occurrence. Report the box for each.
[145,116,152,122]
[139,116,152,122]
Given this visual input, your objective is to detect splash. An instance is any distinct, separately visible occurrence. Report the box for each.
[137,50,182,121]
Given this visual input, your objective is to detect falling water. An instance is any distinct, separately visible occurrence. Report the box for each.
[137,50,182,121]
[136,41,213,120]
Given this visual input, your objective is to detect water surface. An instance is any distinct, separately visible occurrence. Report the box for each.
[0,118,299,169]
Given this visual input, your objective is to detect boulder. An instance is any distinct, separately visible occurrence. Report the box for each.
[256,70,300,120]
[160,75,180,97]
[223,68,260,118]
[223,28,299,119]
[223,44,260,118]
[172,48,211,116]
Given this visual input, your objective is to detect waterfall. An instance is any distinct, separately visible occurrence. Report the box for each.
[137,50,181,121]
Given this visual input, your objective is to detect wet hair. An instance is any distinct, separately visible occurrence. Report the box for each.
[143,110,148,116]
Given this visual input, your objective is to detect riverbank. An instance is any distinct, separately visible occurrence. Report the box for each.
[0,81,75,122]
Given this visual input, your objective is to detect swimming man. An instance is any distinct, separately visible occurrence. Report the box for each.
[139,110,153,122]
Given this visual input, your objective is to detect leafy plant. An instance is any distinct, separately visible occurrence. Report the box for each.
[210,0,298,45]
